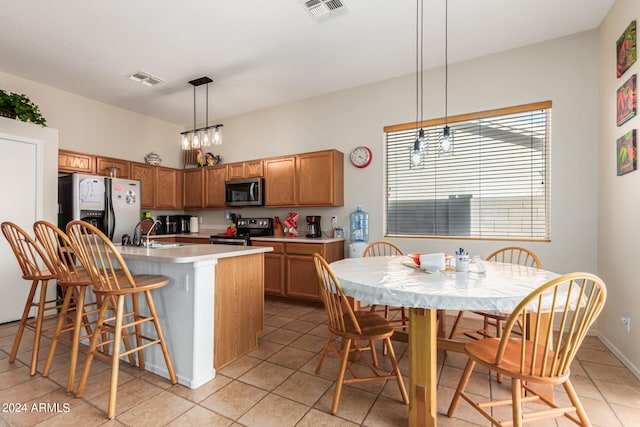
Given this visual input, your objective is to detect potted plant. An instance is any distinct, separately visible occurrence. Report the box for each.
[0,89,47,126]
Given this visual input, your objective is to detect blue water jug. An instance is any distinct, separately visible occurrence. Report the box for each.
[349,206,369,242]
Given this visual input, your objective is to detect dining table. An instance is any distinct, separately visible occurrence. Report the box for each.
[329,255,559,427]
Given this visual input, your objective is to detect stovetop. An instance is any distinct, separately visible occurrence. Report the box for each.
[210,217,274,240]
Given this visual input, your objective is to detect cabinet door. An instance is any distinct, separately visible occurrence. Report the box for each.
[130,162,155,208]
[183,168,204,209]
[286,254,321,301]
[264,157,296,206]
[296,150,344,206]
[96,156,130,178]
[155,167,182,209]
[58,149,95,174]
[245,160,263,177]
[252,241,285,296]
[204,165,228,208]
[227,162,245,180]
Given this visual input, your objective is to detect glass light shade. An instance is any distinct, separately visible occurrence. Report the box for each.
[181,134,190,150]
[202,129,211,147]
[213,126,222,145]
[440,126,454,153]
[191,131,200,149]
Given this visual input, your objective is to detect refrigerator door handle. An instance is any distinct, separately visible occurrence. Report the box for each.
[105,179,116,240]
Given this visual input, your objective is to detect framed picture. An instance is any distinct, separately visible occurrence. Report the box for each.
[617,74,637,126]
[617,20,637,78]
[617,129,636,176]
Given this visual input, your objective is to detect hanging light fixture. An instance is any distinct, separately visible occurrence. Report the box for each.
[410,0,426,168]
[439,0,454,154]
[180,76,224,150]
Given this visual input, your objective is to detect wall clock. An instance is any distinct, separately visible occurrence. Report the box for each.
[350,146,372,168]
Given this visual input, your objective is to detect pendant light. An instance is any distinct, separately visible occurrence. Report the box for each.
[180,76,224,150]
[410,0,426,168]
[439,0,454,154]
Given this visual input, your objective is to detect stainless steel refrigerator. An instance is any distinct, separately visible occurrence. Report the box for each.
[59,173,142,244]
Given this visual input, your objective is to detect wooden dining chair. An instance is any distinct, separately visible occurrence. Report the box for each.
[66,220,177,419]
[33,220,102,392]
[313,253,409,415]
[448,246,542,341]
[1,221,59,376]
[447,272,607,426]
[364,241,409,330]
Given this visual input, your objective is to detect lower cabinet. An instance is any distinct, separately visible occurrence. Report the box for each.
[252,240,344,302]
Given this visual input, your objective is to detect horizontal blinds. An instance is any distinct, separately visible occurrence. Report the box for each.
[385,105,550,240]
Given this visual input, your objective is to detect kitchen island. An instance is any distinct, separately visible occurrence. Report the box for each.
[116,243,272,389]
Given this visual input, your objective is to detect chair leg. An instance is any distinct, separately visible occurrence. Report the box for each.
[385,337,409,404]
[512,377,522,427]
[331,338,352,415]
[563,379,592,426]
[131,293,144,370]
[315,334,334,374]
[448,311,465,339]
[29,280,49,376]
[10,280,39,363]
[107,295,126,420]
[144,291,177,384]
[43,283,75,378]
[368,339,379,366]
[67,286,88,392]
[76,299,110,398]
[447,358,476,417]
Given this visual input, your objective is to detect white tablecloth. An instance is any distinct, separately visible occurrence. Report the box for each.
[329,256,559,312]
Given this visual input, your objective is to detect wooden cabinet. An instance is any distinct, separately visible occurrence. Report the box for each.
[58,149,94,174]
[264,156,296,206]
[130,163,182,209]
[130,162,155,208]
[95,156,130,178]
[296,150,344,206]
[183,168,204,209]
[252,240,344,302]
[175,236,210,244]
[155,167,182,209]
[228,160,264,180]
[204,165,228,208]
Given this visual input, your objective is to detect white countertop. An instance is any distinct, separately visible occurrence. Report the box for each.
[251,236,345,244]
[117,243,272,263]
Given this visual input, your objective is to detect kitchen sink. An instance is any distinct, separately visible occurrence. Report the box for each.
[144,241,183,248]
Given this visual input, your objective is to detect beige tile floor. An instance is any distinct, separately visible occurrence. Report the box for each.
[0,298,639,426]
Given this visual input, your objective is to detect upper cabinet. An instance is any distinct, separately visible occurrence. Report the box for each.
[95,156,130,179]
[296,150,344,206]
[227,159,263,180]
[204,165,228,208]
[264,150,344,207]
[130,162,182,209]
[58,149,95,174]
[183,168,204,209]
[130,162,156,208]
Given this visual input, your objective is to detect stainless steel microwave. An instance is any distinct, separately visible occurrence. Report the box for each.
[224,178,264,207]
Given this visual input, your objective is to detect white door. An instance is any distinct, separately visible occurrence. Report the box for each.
[0,134,42,323]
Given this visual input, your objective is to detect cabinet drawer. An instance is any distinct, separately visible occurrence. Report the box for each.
[252,241,284,253]
[285,243,324,255]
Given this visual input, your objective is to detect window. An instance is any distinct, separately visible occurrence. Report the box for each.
[384,101,551,241]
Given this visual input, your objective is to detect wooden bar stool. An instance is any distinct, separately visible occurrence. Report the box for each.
[66,220,177,419]
[33,221,102,392]
[1,221,59,376]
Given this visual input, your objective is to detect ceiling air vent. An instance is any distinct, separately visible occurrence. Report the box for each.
[127,70,165,87]
[302,0,348,21]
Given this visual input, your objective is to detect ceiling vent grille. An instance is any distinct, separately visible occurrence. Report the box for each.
[127,70,165,87]
[302,0,348,21]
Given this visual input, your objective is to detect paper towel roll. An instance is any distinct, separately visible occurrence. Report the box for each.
[419,253,446,272]
[190,216,199,233]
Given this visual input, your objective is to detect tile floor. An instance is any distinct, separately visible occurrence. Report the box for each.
[0,298,639,426]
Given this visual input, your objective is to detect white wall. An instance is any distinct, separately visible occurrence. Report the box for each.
[597,0,640,377]
[199,31,600,277]
[0,70,184,168]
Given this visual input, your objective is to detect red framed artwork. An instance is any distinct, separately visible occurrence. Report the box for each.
[617,20,637,78]
[617,129,637,176]
[617,74,637,126]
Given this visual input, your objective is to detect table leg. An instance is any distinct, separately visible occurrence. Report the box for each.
[409,308,437,427]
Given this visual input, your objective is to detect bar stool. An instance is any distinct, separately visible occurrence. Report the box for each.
[1,221,59,376]
[33,221,102,392]
[66,220,177,419]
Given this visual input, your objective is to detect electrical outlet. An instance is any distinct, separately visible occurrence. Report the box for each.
[331,216,338,226]
[621,314,631,333]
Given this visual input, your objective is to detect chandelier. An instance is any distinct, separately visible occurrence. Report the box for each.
[180,76,223,150]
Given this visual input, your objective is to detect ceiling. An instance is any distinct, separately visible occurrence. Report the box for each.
[0,0,613,128]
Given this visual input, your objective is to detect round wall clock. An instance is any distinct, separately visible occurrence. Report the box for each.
[350,146,372,168]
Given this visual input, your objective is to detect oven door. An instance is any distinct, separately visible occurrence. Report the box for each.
[224,178,263,207]
[209,235,250,246]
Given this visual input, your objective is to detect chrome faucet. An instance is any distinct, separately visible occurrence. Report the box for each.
[141,219,162,247]
[132,218,157,246]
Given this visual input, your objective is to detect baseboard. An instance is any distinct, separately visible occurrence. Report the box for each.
[597,332,640,380]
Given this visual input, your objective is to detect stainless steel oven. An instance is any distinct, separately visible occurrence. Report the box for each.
[210,217,273,246]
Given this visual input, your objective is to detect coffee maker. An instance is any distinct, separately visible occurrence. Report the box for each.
[306,216,321,238]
